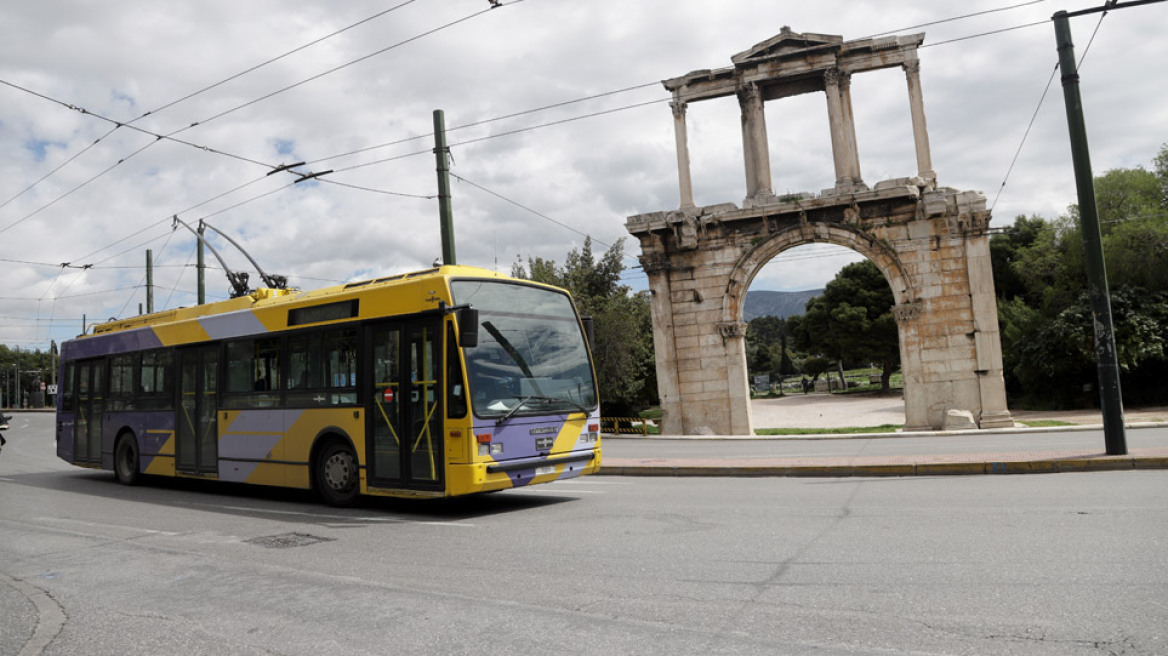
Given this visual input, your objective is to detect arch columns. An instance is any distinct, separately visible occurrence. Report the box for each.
[628,185,1014,435]
[640,27,1013,435]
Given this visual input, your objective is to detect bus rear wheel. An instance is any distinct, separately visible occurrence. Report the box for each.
[316,441,360,507]
[114,433,141,486]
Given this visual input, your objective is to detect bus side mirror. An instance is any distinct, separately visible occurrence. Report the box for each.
[458,307,479,348]
[581,316,595,352]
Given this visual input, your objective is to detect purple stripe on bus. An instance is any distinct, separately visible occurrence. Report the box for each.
[225,409,304,434]
[198,310,268,340]
[62,328,163,360]
[218,431,284,461]
[217,409,303,482]
[105,411,174,472]
[486,414,570,460]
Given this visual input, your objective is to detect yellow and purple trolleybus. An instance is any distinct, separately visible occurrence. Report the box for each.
[55,265,601,505]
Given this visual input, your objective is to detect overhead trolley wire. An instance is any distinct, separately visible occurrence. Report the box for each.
[990,3,1113,211]
[164,1,527,138]
[0,0,518,265]
[0,1,419,209]
[0,0,486,237]
[131,0,419,124]
[8,2,1095,288]
[862,0,1048,39]
[0,125,121,212]
[304,80,661,168]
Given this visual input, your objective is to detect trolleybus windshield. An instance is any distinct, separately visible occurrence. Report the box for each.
[451,280,597,420]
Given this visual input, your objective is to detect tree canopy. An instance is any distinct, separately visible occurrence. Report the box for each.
[786,259,899,392]
[992,142,1168,407]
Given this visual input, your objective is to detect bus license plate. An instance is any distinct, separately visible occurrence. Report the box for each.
[535,466,556,476]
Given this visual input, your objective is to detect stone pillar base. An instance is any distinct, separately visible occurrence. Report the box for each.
[979,410,1015,430]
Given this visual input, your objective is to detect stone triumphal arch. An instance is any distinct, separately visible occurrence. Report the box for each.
[626,28,1014,434]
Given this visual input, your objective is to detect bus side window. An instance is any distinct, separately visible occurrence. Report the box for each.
[109,354,137,411]
[225,338,281,408]
[139,351,173,410]
[285,328,357,406]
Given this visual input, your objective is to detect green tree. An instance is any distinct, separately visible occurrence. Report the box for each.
[513,238,657,415]
[787,260,899,392]
[990,214,1048,303]
[0,344,54,408]
[993,143,1168,407]
[745,316,790,379]
[1093,166,1161,227]
[1154,142,1168,207]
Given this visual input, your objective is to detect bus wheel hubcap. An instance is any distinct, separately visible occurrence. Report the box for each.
[324,453,353,490]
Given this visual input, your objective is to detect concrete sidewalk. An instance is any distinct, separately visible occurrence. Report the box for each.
[599,395,1168,477]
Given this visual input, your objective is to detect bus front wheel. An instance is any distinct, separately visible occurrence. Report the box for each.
[114,433,141,486]
[316,441,360,507]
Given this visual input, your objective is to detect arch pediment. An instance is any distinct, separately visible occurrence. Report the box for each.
[731,27,842,65]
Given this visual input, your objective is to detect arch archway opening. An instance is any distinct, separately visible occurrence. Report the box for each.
[742,243,907,432]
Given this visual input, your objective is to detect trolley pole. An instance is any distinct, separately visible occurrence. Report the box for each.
[433,109,456,266]
[1053,9,1126,454]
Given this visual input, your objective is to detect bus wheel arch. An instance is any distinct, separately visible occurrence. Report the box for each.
[312,432,361,507]
[113,430,141,486]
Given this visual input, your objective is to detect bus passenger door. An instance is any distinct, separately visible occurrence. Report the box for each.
[369,324,403,483]
[74,360,104,465]
[176,346,219,475]
[368,319,443,491]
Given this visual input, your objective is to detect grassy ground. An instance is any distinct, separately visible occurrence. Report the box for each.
[754,424,903,436]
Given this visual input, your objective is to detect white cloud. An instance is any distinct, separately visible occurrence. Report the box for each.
[1,0,1165,346]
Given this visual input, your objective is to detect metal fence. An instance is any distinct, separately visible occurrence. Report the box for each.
[599,418,650,436]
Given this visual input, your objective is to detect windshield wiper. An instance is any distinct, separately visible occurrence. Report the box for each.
[495,394,590,425]
[480,321,544,396]
[496,395,538,425]
[522,395,591,415]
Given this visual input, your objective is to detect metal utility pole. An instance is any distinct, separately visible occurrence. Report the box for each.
[433,109,456,266]
[146,249,155,314]
[197,222,206,305]
[1052,6,1136,455]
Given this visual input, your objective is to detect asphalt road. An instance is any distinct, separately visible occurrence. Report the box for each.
[2,413,1167,655]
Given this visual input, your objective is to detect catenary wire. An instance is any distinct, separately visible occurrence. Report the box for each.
[6,5,1115,343]
[861,0,1047,39]
[7,3,1062,270]
[0,1,420,211]
[990,5,1111,211]
[160,1,525,139]
[450,173,610,249]
[0,125,120,211]
[131,0,419,124]
[0,0,483,236]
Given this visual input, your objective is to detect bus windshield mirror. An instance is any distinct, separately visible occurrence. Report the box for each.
[458,307,479,348]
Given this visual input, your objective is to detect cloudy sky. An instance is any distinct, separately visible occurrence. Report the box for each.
[1,0,1165,351]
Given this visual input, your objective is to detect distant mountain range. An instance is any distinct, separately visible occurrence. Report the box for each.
[743,289,822,321]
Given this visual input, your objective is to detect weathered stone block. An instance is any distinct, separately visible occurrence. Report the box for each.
[943,409,977,430]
